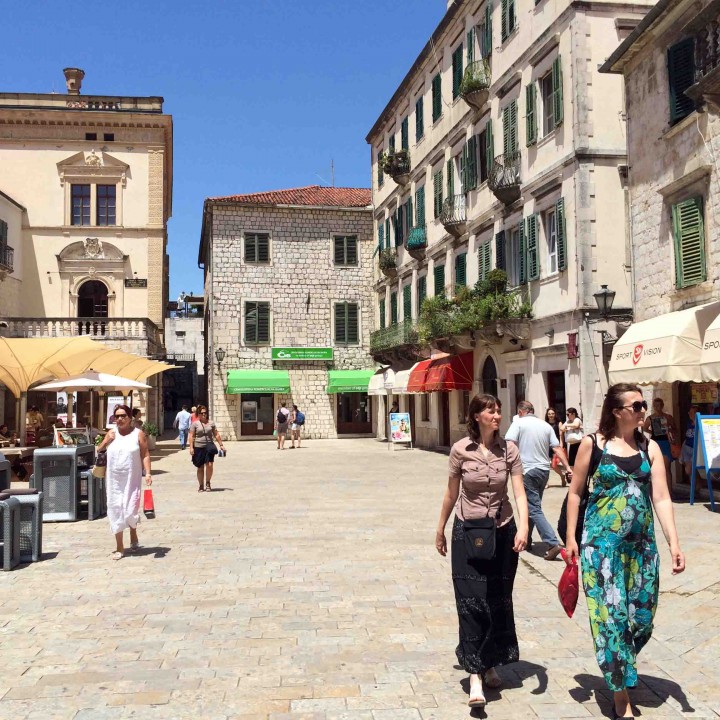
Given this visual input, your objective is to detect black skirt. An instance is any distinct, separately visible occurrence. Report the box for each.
[451,516,520,674]
[191,444,217,467]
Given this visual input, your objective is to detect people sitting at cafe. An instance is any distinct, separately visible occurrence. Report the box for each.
[54,418,66,428]
[26,406,44,433]
[0,423,18,445]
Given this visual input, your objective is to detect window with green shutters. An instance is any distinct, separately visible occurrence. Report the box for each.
[432,73,442,122]
[377,148,384,187]
[485,119,494,172]
[526,83,537,146]
[335,302,359,344]
[455,253,467,290]
[415,96,424,142]
[405,197,414,236]
[334,236,358,266]
[244,233,270,264]
[379,298,386,330]
[467,28,475,64]
[394,207,404,247]
[481,3,492,58]
[385,217,391,249]
[434,264,445,297]
[244,301,271,345]
[401,116,409,151]
[377,225,384,255]
[503,101,519,156]
[465,136,478,191]
[390,292,398,325]
[433,169,443,218]
[552,56,564,127]
[668,39,696,125]
[447,158,455,199]
[672,196,706,288]
[415,186,426,228]
[389,134,396,154]
[495,230,506,270]
[403,283,412,321]
[478,240,492,280]
[417,275,427,314]
[517,221,527,284]
[501,0,517,42]
[452,44,464,99]
[525,214,540,281]
[460,146,467,195]
[556,197,567,271]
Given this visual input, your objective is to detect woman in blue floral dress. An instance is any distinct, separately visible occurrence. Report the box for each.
[564,384,685,719]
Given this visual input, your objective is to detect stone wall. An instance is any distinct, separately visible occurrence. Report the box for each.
[207,203,374,440]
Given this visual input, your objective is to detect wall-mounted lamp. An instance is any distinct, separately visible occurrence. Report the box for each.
[593,284,616,320]
[544,329,554,339]
[215,347,226,364]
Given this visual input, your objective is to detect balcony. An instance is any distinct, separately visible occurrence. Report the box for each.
[459,60,491,111]
[440,195,467,238]
[378,248,398,279]
[686,9,720,110]
[370,320,419,364]
[488,152,521,205]
[406,225,427,260]
[0,244,14,275]
[380,150,411,186]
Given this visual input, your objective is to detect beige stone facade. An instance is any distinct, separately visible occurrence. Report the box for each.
[200,188,374,440]
[367,0,653,446]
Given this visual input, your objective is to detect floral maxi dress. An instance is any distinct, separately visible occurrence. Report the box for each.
[580,445,659,692]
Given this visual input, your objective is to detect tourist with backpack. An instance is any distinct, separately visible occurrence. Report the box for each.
[275,402,291,449]
[290,404,305,449]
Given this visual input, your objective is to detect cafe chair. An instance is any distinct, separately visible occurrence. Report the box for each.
[0,494,21,570]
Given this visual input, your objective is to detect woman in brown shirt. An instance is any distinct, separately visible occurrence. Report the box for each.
[436,394,529,709]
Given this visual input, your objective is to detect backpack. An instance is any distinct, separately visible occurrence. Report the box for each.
[277,409,287,424]
[295,411,305,426]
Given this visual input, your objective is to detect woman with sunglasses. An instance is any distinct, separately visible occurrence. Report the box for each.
[96,404,152,560]
[188,405,225,492]
[564,384,685,719]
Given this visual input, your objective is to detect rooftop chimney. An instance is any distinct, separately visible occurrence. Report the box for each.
[63,67,85,95]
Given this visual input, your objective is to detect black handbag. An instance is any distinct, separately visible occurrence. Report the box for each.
[557,434,598,545]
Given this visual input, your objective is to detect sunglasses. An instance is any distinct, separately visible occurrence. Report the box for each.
[622,401,648,412]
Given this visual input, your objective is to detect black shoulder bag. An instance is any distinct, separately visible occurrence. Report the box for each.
[557,433,598,545]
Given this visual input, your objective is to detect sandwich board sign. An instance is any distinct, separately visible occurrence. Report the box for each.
[690,413,718,511]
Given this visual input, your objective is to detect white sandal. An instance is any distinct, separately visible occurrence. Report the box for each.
[111,551,124,561]
[484,667,502,688]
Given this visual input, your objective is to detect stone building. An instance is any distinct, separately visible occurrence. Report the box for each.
[366,0,652,448]
[0,68,173,427]
[601,0,720,490]
[199,186,375,440]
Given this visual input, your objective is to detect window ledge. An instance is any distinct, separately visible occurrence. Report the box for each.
[538,272,560,286]
[658,165,712,200]
[537,129,557,148]
[663,111,699,140]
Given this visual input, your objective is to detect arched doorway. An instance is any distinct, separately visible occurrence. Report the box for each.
[78,280,108,318]
[482,357,498,397]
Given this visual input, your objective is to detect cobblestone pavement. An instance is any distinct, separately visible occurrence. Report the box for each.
[1,438,719,720]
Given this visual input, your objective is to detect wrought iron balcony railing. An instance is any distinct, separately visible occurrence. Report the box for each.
[0,244,14,273]
[370,320,419,355]
[440,195,467,237]
[488,152,521,205]
[459,60,491,110]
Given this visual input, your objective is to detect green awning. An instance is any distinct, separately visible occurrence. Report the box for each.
[226,369,290,394]
[326,369,375,394]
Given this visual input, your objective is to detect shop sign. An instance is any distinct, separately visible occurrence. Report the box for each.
[125,278,148,288]
[271,347,333,361]
[691,383,718,404]
[389,412,412,443]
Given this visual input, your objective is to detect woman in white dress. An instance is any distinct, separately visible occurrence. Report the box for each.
[97,404,152,560]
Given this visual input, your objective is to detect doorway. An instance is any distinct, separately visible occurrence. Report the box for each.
[407,395,416,443]
[78,280,108,317]
[240,393,275,436]
[546,371,566,420]
[439,392,450,447]
[337,393,372,434]
[482,357,498,397]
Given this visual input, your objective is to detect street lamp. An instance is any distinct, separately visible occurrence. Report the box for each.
[215,347,226,364]
[593,284,616,320]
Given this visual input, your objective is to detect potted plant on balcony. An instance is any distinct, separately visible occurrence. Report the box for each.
[142,422,159,451]
[379,248,398,278]
[459,60,491,110]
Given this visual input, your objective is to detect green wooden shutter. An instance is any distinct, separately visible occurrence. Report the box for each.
[460,145,468,195]
[479,241,491,280]
[483,2,492,58]
[417,275,427,313]
[452,44,464,98]
[447,158,454,199]
[432,73,442,121]
[258,303,270,343]
[379,298,386,330]
[526,83,537,146]
[495,230,506,270]
[467,28,475,64]
[415,186,426,227]
[526,215,539,281]
[467,136,478,190]
[377,224,384,255]
[245,302,257,343]
[406,198,413,234]
[403,283,412,321]
[433,169,443,218]
[434,264,445,297]
[518,221,526,284]
[389,134,396,154]
[390,292,398,325]
[347,303,359,344]
[552,56,564,127]
[672,197,706,288]
[503,106,510,155]
[415,97,424,142]
[0,219,7,244]
[335,303,346,343]
[668,39,695,124]
[401,116,409,151]
[510,100,518,153]
[486,118,494,170]
[385,218,391,249]
[378,149,384,187]
[556,197,567,271]
[455,253,467,289]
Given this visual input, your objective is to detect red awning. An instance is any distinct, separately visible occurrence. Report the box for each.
[425,352,474,392]
[407,359,433,393]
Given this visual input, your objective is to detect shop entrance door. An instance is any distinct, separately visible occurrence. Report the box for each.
[439,392,451,447]
[408,396,416,443]
[337,393,372,434]
[546,371,566,420]
[240,393,275,436]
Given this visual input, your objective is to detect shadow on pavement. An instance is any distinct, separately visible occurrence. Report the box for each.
[128,546,171,559]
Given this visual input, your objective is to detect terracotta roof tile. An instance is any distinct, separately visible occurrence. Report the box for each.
[206,185,371,208]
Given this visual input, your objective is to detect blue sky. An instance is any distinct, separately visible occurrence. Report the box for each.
[5,0,446,299]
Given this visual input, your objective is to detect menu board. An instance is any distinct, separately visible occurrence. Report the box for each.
[690,414,719,510]
[389,412,412,444]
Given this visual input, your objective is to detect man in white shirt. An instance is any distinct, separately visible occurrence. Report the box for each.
[173,405,192,450]
[505,400,572,560]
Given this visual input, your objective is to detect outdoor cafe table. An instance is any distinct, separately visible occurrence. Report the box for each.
[0,447,35,483]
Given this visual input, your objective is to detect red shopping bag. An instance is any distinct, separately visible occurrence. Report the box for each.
[143,488,156,519]
[558,549,579,617]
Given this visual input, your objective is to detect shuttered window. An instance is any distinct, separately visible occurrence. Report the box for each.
[455,253,467,290]
[466,136,478,191]
[485,119,494,173]
[467,28,475,64]
[401,116,409,151]
[432,73,442,121]
[377,148,384,187]
[394,208,404,247]
[495,230,506,270]
[433,169,443,218]
[556,197,567,271]
[452,44,464,98]
[379,298,386,330]
[525,214,540,281]
[526,83,537,146]
[518,221,527,284]
[434,264,446,297]
[478,241,492,280]
[672,196,706,288]
[0,219,7,244]
[501,0,517,42]
[390,292,398,325]
[415,186,426,228]
[417,275,427,314]
[403,283,412,321]
[481,3,492,58]
[405,197,414,236]
[334,235,358,266]
[385,217,391,249]
[377,225,384,255]
[244,302,271,345]
[389,134,396,154]
[415,96,424,142]
[668,39,696,125]
[335,302,359,344]
[552,56,564,127]
[503,100,519,155]
[245,233,270,263]
[447,158,455,199]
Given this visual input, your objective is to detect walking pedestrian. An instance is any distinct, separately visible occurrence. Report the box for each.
[290,404,304,449]
[564,383,685,719]
[191,406,198,423]
[173,404,192,450]
[506,401,572,560]
[188,405,225,492]
[96,404,152,560]
[435,394,529,709]
[131,408,144,431]
[275,402,290,450]
[545,407,566,486]
[561,407,584,466]
[644,397,677,480]
[680,405,699,478]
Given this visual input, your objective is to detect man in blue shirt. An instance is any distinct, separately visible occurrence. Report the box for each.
[505,400,572,560]
[173,405,192,450]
